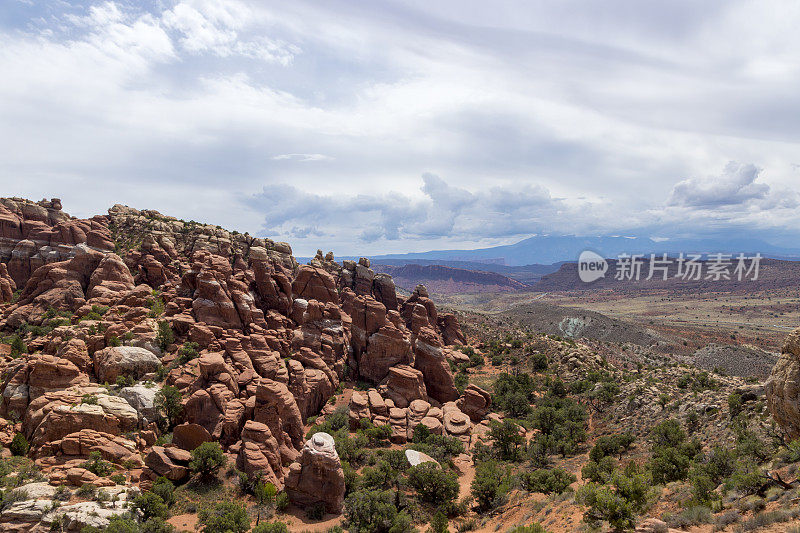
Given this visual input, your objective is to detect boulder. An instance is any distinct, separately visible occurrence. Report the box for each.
[119,384,160,424]
[93,346,161,383]
[413,327,458,403]
[235,420,283,488]
[767,327,800,439]
[144,446,190,482]
[371,273,398,310]
[173,423,213,451]
[458,384,492,422]
[405,449,439,467]
[348,391,370,431]
[285,433,345,514]
[386,365,427,408]
[292,266,339,305]
[360,324,413,382]
[443,402,471,439]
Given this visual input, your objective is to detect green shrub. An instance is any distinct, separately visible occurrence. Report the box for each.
[454,371,468,394]
[430,509,449,533]
[76,483,96,498]
[275,492,289,513]
[80,451,114,477]
[488,419,525,462]
[189,442,226,479]
[470,460,510,512]
[101,515,140,533]
[360,460,399,491]
[409,433,465,465]
[779,438,800,464]
[306,405,350,439]
[253,479,277,507]
[529,352,548,371]
[359,419,392,447]
[0,488,28,512]
[582,456,615,485]
[140,518,176,532]
[728,392,743,418]
[177,342,200,364]
[9,336,26,357]
[492,373,536,418]
[725,461,765,496]
[198,501,249,533]
[116,374,135,388]
[9,433,29,457]
[520,468,576,495]
[589,434,635,463]
[529,397,587,458]
[689,468,718,504]
[155,385,183,429]
[407,463,459,505]
[577,464,650,531]
[82,394,99,405]
[664,505,712,529]
[343,460,361,495]
[151,476,175,506]
[133,491,169,521]
[155,321,174,351]
[344,490,400,533]
[251,522,289,533]
[648,419,700,484]
[468,352,484,368]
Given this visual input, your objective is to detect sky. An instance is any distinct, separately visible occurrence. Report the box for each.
[1,0,800,256]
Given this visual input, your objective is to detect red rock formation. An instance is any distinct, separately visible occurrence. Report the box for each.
[0,198,475,519]
[285,432,345,513]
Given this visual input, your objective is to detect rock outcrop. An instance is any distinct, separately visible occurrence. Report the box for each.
[767,327,800,439]
[0,198,473,520]
[285,432,345,514]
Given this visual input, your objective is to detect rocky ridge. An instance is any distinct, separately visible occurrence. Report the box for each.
[0,199,489,530]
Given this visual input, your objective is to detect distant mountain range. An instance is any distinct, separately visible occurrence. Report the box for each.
[371,263,528,294]
[294,235,800,295]
[359,235,800,267]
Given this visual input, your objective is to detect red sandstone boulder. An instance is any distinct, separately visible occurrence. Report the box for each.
[285,432,345,514]
[413,327,458,403]
[93,346,161,383]
[386,365,427,408]
[0,263,16,303]
[292,265,338,305]
[145,446,190,482]
[458,384,492,422]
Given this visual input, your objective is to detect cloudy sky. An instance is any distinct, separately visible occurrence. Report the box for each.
[2,0,800,256]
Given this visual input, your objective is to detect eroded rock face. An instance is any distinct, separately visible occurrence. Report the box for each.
[458,384,492,422]
[0,263,16,303]
[145,446,191,482]
[0,199,475,518]
[412,326,458,403]
[767,327,800,439]
[93,346,161,383]
[386,365,427,408]
[285,432,345,514]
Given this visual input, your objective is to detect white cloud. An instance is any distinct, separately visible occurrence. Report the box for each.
[271,153,333,161]
[162,0,298,64]
[668,162,770,207]
[2,1,800,255]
